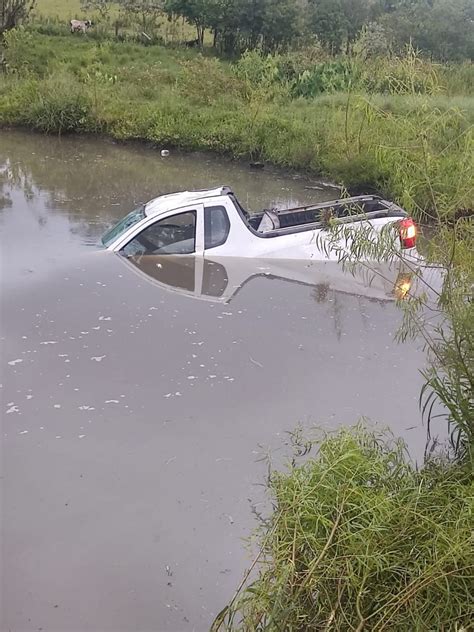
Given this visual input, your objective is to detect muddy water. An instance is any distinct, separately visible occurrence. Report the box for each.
[1,131,434,632]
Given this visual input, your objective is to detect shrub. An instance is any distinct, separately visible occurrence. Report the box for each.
[2,26,39,74]
[292,60,355,98]
[275,45,327,83]
[360,46,441,96]
[179,56,242,106]
[28,20,71,38]
[438,62,474,96]
[214,427,473,631]
[233,51,287,102]
[353,22,391,60]
[8,74,94,133]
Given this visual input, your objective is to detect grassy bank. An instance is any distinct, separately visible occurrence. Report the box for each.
[0,30,473,221]
[213,428,473,631]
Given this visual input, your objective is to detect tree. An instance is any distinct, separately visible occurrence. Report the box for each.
[342,0,372,51]
[164,0,210,44]
[80,0,114,21]
[354,21,391,58]
[308,0,348,54]
[165,0,302,52]
[308,0,375,54]
[118,0,165,33]
[382,0,474,60]
[260,0,302,52]
[0,0,35,33]
[203,0,241,51]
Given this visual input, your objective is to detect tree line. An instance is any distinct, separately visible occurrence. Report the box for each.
[2,0,473,60]
[119,0,474,60]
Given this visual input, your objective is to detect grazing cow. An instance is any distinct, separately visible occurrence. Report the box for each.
[185,38,200,48]
[70,19,93,34]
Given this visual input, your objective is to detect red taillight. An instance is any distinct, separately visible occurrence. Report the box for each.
[399,218,417,249]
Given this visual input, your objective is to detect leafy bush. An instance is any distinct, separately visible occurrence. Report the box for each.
[274,46,327,82]
[2,26,44,75]
[214,428,473,631]
[292,60,355,97]
[233,51,286,102]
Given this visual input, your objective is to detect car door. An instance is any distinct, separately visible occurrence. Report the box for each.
[114,205,204,256]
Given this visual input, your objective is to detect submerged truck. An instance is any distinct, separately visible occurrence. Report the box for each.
[101,187,418,260]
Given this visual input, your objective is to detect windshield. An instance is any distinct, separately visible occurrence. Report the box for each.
[101,205,146,247]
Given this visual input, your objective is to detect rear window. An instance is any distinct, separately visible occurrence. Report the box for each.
[204,206,230,250]
[101,205,146,247]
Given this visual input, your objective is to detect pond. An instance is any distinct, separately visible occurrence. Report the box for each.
[1,130,435,632]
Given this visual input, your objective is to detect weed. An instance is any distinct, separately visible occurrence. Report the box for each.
[213,427,473,631]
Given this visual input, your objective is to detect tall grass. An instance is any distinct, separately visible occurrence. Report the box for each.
[213,427,473,631]
[0,31,472,220]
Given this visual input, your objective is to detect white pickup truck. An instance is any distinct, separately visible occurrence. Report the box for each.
[101,186,418,260]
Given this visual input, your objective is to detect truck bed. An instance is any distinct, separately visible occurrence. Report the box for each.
[244,195,407,236]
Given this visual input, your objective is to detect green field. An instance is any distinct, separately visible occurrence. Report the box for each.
[33,0,198,42]
[35,0,83,19]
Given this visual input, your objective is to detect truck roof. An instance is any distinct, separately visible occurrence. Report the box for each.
[145,186,232,217]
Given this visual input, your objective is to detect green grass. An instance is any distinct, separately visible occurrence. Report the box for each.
[213,427,474,631]
[32,0,199,43]
[0,30,472,220]
[35,0,83,19]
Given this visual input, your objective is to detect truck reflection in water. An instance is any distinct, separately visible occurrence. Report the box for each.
[119,253,430,305]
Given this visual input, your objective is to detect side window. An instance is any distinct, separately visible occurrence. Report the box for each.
[204,206,230,250]
[121,211,196,256]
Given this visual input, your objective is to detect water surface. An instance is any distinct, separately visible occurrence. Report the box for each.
[1,131,434,632]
